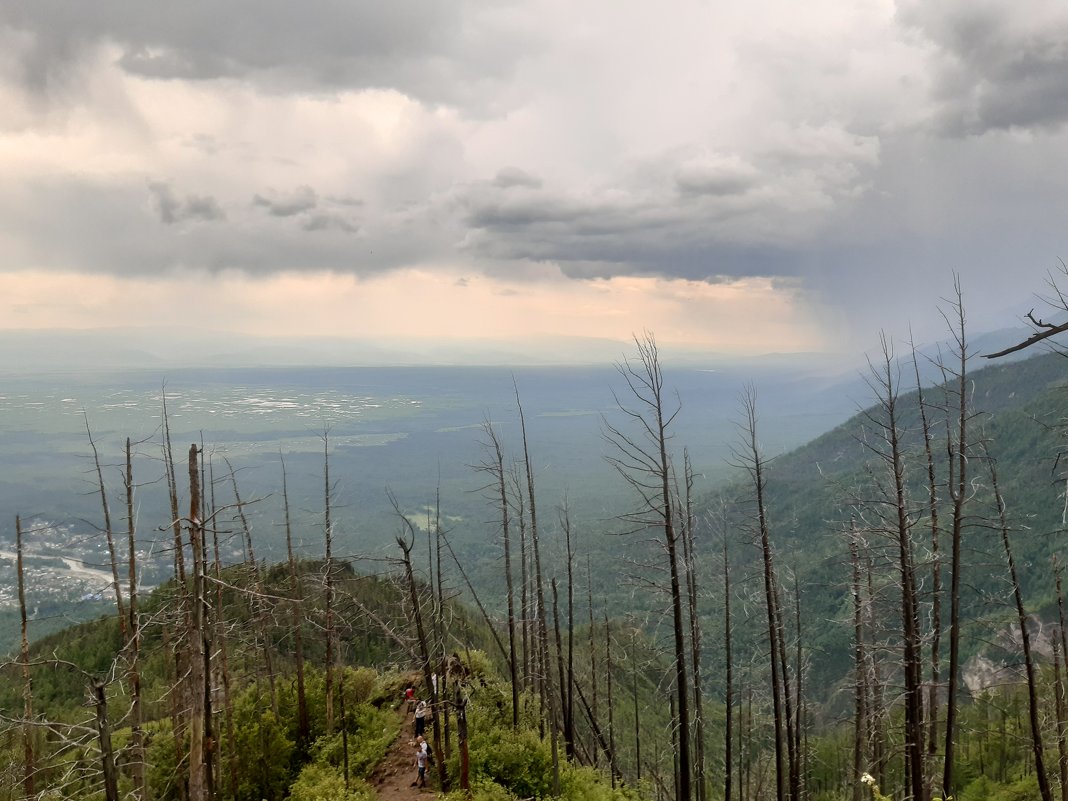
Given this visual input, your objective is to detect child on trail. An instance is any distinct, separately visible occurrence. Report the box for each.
[404,685,415,712]
[410,736,429,788]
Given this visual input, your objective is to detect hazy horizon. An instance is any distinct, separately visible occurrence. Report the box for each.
[2,2,1066,361]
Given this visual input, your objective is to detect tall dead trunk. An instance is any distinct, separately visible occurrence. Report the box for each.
[456,684,471,792]
[562,504,576,760]
[942,280,969,801]
[986,446,1052,801]
[433,492,452,761]
[869,335,926,801]
[85,415,127,641]
[1057,559,1068,801]
[794,577,806,801]
[88,678,120,801]
[630,628,640,786]
[323,431,336,735]
[603,334,690,801]
[16,515,35,799]
[552,578,569,759]
[511,465,531,692]
[225,458,276,713]
[601,614,614,788]
[481,421,520,728]
[737,388,786,801]
[123,438,147,801]
[280,454,310,748]
[340,666,350,790]
[162,392,190,801]
[208,499,238,798]
[396,523,449,790]
[514,381,560,793]
[865,554,886,789]
[1055,639,1068,801]
[587,555,599,765]
[186,444,213,801]
[849,525,867,801]
[681,451,706,801]
[723,530,733,801]
[162,389,187,586]
[911,339,942,760]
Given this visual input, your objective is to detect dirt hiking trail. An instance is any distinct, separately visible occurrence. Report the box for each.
[369,702,436,800]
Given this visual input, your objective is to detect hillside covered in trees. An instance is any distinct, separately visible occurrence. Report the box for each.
[6,291,1068,801]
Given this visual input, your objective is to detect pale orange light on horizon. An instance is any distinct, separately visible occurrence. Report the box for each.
[0,267,837,354]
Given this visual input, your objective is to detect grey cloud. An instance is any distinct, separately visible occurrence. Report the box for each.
[4,176,445,279]
[253,186,318,217]
[493,167,543,190]
[674,160,759,197]
[326,195,364,207]
[0,2,538,110]
[457,134,879,276]
[148,181,225,224]
[302,213,358,234]
[898,0,1068,134]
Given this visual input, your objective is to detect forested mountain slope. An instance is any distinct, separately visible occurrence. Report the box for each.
[705,348,1068,696]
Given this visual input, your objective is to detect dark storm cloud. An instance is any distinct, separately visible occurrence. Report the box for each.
[456,135,878,277]
[148,181,225,224]
[461,185,794,276]
[0,1,536,109]
[898,0,1068,134]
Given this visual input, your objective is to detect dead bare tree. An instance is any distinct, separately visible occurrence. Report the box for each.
[225,457,277,713]
[679,450,706,801]
[849,523,867,801]
[514,378,561,793]
[16,515,34,799]
[722,520,734,801]
[322,429,337,735]
[602,332,692,801]
[733,387,789,801]
[123,437,147,801]
[392,493,449,791]
[862,334,927,801]
[984,443,1053,801]
[939,280,971,801]
[560,501,577,760]
[280,453,310,748]
[983,263,1068,359]
[84,414,127,642]
[476,420,520,728]
[186,444,213,801]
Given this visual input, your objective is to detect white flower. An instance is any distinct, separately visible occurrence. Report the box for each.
[861,773,876,786]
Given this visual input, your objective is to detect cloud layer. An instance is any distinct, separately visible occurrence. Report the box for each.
[1,0,1066,350]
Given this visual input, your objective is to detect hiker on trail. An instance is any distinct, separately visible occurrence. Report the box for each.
[404,685,415,712]
[414,699,428,736]
[410,736,428,788]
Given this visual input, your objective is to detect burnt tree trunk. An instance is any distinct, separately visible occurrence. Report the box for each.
[986,447,1052,801]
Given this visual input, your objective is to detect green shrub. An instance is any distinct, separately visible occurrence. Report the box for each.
[441,777,518,801]
[988,776,1042,801]
[561,763,644,801]
[287,763,372,801]
[465,726,554,798]
[343,666,378,705]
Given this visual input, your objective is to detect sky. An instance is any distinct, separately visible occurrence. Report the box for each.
[1,0,1066,363]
